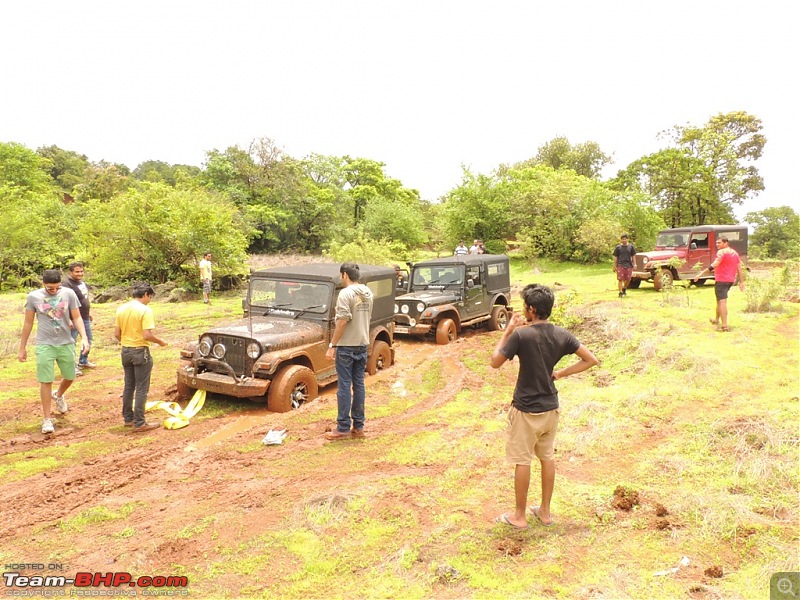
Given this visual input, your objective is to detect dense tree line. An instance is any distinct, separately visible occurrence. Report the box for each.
[0,111,792,290]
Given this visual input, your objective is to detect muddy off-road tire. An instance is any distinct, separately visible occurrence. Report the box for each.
[653,268,675,291]
[176,379,194,402]
[366,340,392,375]
[435,318,458,345]
[627,279,641,289]
[488,306,508,331]
[268,364,318,413]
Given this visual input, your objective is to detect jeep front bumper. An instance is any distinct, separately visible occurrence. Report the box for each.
[178,361,269,398]
[394,323,432,335]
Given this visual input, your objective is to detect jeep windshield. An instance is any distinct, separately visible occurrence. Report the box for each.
[249,279,330,315]
[656,233,688,247]
[411,266,464,290]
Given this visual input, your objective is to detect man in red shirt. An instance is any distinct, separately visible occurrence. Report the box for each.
[693,236,745,331]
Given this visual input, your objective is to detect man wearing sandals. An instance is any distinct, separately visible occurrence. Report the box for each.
[490,284,598,529]
[693,236,745,332]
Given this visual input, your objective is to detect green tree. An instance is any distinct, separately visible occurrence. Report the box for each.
[76,182,251,285]
[611,148,726,227]
[0,141,54,195]
[512,137,612,179]
[745,206,800,259]
[36,145,89,196]
[73,161,132,202]
[666,111,766,208]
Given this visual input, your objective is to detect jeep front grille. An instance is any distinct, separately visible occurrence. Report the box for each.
[207,336,250,376]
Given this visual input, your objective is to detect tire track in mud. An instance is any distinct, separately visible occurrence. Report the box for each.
[0,329,490,565]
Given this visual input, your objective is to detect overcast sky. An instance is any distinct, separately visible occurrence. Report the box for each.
[1,1,794,219]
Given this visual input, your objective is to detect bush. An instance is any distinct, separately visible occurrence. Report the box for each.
[744,265,795,313]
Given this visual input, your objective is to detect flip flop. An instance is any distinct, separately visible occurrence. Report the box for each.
[709,319,719,326]
[495,513,529,530]
[530,506,555,526]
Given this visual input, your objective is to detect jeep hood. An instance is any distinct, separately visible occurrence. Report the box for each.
[640,249,687,261]
[398,290,459,306]
[206,317,324,348]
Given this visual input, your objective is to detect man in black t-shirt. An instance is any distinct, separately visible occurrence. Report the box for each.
[612,234,637,298]
[490,284,598,529]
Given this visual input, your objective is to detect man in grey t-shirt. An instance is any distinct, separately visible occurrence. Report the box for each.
[18,269,90,434]
[324,263,373,440]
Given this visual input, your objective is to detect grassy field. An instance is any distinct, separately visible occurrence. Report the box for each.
[0,259,797,599]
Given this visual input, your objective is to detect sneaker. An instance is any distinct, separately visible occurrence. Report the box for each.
[351,428,365,438]
[131,422,160,432]
[52,392,68,414]
[41,418,55,434]
[123,421,134,428]
[75,368,84,377]
[81,362,98,369]
[324,429,351,441]
[622,289,627,296]
[618,292,624,298]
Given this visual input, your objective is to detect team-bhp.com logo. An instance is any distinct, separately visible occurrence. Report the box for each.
[3,571,189,595]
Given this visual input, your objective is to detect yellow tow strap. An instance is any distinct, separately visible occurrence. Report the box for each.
[145,389,206,429]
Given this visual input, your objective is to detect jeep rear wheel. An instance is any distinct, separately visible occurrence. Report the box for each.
[488,306,508,331]
[435,318,457,345]
[268,364,318,413]
[653,268,674,291]
[366,340,392,375]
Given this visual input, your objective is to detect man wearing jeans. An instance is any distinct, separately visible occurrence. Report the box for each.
[324,263,374,440]
[114,283,168,432]
[62,262,95,374]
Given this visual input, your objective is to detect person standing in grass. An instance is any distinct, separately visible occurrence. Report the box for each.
[18,269,90,434]
[693,235,745,332]
[490,284,599,529]
[62,262,95,375]
[114,283,168,432]
[199,252,213,304]
[612,234,636,298]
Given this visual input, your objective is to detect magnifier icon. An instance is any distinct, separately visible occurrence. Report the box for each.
[778,578,797,596]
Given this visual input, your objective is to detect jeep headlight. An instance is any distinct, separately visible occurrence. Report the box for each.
[246,342,261,359]
[198,335,213,357]
[401,304,409,314]
[642,257,649,265]
[212,343,226,359]
[416,302,425,313]
[394,303,399,314]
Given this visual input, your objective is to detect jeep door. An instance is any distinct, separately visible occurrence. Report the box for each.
[685,232,712,273]
[464,264,486,318]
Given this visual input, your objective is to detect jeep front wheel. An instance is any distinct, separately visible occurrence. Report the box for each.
[176,379,194,402]
[435,318,458,345]
[627,279,641,289]
[268,364,318,413]
[653,268,674,291]
[366,340,392,375]
[488,306,508,331]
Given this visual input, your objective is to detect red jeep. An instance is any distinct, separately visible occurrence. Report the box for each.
[630,225,748,290]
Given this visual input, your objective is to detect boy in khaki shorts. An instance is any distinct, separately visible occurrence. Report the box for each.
[490,284,598,528]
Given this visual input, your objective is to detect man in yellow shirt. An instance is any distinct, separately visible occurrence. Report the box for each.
[114,283,168,431]
[199,252,213,304]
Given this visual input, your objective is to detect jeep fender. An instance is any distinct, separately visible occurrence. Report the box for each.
[425,305,461,330]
